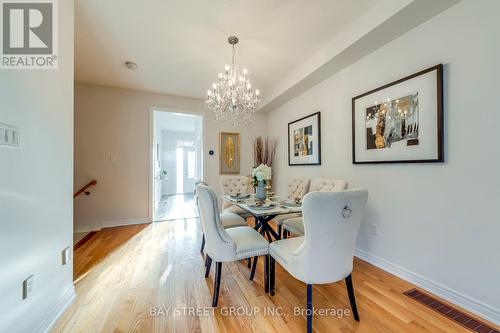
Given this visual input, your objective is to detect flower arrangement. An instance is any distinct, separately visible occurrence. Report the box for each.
[251,164,272,187]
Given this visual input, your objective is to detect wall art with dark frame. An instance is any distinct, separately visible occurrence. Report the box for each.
[288,112,321,166]
[352,64,443,164]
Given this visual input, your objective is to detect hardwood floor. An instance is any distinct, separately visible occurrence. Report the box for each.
[54,219,496,333]
[154,194,199,221]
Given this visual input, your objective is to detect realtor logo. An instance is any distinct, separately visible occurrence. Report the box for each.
[1,0,58,69]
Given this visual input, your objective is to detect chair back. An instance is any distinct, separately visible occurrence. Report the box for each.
[219,176,251,208]
[290,189,368,284]
[195,180,208,232]
[286,177,310,199]
[309,178,348,192]
[196,184,237,261]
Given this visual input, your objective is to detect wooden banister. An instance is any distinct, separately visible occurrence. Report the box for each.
[74,180,97,198]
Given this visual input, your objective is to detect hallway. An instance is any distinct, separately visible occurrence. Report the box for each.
[155,194,199,221]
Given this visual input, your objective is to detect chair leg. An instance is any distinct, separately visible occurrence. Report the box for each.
[345,274,360,321]
[270,256,275,295]
[307,284,313,333]
[277,224,282,239]
[247,258,252,268]
[264,254,270,293]
[212,262,222,307]
[200,233,205,253]
[205,255,212,278]
[249,256,258,281]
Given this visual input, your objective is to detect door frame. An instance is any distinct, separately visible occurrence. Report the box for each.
[148,107,205,222]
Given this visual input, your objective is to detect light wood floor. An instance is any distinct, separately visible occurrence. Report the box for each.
[154,194,198,222]
[54,219,496,333]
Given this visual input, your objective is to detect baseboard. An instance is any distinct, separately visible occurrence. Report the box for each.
[35,285,75,333]
[102,217,150,228]
[355,248,500,326]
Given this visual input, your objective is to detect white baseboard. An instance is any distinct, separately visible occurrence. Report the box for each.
[355,248,500,326]
[102,217,150,228]
[35,285,75,333]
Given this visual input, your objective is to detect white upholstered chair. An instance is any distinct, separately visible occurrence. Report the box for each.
[282,178,348,237]
[219,176,253,218]
[269,189,368,333]
[195,180,247,254]
[273,177,310,237]
[197,184,270,307]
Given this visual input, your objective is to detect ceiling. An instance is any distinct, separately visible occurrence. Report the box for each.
[75,0,381,100]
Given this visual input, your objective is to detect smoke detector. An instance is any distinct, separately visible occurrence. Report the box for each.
[124,61,138,70]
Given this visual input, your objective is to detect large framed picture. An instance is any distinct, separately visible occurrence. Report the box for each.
[288,112,321,166]
[352,64,443,164]
[219,132,240,174]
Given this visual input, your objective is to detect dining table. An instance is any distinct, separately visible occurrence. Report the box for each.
[222,194,302,242]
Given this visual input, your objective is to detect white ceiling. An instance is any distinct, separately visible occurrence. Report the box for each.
[75,0,381,100]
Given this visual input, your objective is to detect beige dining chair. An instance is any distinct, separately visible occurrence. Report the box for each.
[219,176,253,219]
[195,180,247,255]
[273,177,310,237]
[269,189,368,333]
[197,184,270,307]
[282,178,348,237]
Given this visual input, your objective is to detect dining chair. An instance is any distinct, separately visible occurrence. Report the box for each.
[197,184,270,307]
[269,189,368,333]
[273,177,310,238]
[195,181,248,255]
[219,176,253,219]
[282,178,348,237]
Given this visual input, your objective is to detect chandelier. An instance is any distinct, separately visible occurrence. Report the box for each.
[206,36,260,126]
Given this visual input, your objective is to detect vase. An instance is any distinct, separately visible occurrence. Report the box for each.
[256,181,267,200]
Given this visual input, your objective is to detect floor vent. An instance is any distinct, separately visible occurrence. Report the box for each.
[404,289,499,333]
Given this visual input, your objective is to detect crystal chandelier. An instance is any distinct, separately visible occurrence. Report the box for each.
[206,36,260,126]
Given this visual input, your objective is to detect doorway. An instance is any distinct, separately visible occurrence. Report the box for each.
[151,110,203,221]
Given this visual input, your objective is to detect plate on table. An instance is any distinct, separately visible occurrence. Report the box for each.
[230,194,250,200]
[248,203,276,210]
[280,200,302,208]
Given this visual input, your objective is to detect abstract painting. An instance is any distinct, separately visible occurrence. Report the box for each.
[352,64,443,164]
[288,112,321,165]
[219,132,240,174]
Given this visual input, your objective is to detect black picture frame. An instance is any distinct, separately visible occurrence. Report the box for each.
[288,112,321,166]
[352,64,444,164]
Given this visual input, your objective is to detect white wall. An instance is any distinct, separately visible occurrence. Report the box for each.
[0,1,75,332]
[74,83,266,232]
[266,0,500,324]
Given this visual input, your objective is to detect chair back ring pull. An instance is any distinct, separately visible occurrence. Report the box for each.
[342,206,352,219]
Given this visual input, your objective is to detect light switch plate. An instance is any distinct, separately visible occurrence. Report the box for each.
[0,122,21,148]
[23,275,34,299]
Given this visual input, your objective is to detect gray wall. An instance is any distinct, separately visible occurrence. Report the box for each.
[0,1,75,332]
[266,0,500,324]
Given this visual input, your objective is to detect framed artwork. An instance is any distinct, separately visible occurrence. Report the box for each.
[352,64,443,164]
[288,112,321,166]
[219,132,240,174]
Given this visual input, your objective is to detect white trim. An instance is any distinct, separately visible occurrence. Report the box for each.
[355,248,500,326]
[102,217,150,228]
[35,285,75,333]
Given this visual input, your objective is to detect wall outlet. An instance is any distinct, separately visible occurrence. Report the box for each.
[62,246,71,265]
[370,223,379,236]
[23,275,34,299]
[0,122,21,148]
